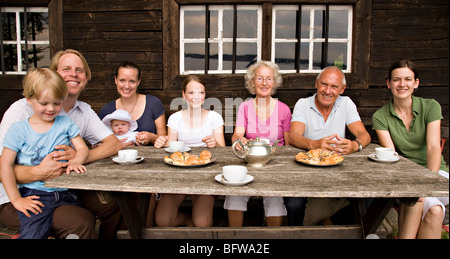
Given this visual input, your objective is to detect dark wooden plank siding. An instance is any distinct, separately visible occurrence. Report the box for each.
[370,1,449,87]
[61,0,164,113]
[1,0,448,161]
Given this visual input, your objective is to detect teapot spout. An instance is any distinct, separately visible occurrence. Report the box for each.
[271,140,280,154]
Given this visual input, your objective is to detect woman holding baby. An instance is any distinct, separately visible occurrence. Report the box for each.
[99,61,167,147]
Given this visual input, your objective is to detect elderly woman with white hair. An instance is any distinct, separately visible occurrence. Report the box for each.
[225,60,291,227]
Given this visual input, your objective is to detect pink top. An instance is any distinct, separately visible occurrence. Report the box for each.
[236,99,291,146]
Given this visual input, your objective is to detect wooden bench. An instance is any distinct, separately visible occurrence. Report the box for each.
[117,225,363,239]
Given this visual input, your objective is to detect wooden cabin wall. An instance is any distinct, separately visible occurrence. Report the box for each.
[1,0,448,162]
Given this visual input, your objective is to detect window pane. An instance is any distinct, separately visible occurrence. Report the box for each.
[274,43,295,70]
[314,10,324,39]
[327,43,347,70]
[184,43,205,71]
[236,10,258,38]
[223,10,233,38]
[184,10,205,38]
[22,44,50,69]
[209,10,218,39]
[209,43,218,71]
[20,12,49,41]
[2,45,18,71]
[1,12,17,40]
[236,42,257,70]
[329,10,348,38]
[301,9,310,39]
[300,42,309,70]
[313,42,323,70]
[223,42,233,70]
[275,10,296,39]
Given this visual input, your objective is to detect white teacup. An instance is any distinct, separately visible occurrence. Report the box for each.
[118,149,138,162]
[222,165,247,183]
[169,141,185,151]
[375,147,398,161]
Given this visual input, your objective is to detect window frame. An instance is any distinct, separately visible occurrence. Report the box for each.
[163,0,372,90]
[180,5,263,75]
[0,6,50,75]
[271,4,353,73]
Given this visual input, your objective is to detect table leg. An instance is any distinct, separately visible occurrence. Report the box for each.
[360,198,395,236]
[138,193,152,225]
[113,192,144,239]
[353,199,367,238]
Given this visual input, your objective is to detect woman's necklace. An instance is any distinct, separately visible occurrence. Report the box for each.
[394,107,410,120]
[254,97,272,111]
[120,95,139,115]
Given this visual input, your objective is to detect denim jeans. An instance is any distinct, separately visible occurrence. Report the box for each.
[17,187,81,239]
[330,198,374,225]
[284,197,308,226]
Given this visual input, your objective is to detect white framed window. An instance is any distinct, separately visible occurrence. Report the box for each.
[180,5,262,75]
[1,7,50,75]
[272,5,352,73]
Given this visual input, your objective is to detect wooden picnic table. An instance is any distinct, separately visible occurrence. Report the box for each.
[45,144,449,239]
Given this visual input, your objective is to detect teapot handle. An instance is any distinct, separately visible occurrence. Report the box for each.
[232,139,246,159]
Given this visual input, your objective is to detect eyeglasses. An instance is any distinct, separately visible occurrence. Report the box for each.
[254,77,274,83]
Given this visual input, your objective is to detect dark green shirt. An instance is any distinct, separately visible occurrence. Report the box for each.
[372,96,447,172]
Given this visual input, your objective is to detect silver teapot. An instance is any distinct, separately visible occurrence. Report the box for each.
[231,137,279,167]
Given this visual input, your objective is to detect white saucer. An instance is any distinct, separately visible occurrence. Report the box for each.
[215,174,254,186]
[165,146,191,153]
[368,154,400,163]
[112,156,144,165]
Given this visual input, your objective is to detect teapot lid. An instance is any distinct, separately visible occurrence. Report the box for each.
[249,137,266,145]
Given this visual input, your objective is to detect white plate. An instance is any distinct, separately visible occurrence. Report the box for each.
[164,158,216,167]
[112,156,144,165]
[165,146,191,153]
[294,158,344,167]
[215,174,254,186]
[368,154,399,163]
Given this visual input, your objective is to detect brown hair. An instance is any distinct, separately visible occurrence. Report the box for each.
[115,61,142,80]
[182,74,206,93]
[387,59,419,80]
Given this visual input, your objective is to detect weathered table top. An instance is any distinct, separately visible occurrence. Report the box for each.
[46,144,449,198]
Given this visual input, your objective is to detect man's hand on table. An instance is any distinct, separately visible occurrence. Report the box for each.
[23,145,76,183]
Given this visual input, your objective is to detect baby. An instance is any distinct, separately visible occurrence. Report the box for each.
[102,109,138,146]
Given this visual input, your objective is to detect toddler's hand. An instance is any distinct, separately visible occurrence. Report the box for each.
[66,164,87,175]
[12,196,44,218]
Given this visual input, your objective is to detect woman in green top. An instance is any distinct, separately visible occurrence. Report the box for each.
[372,59,448,239]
